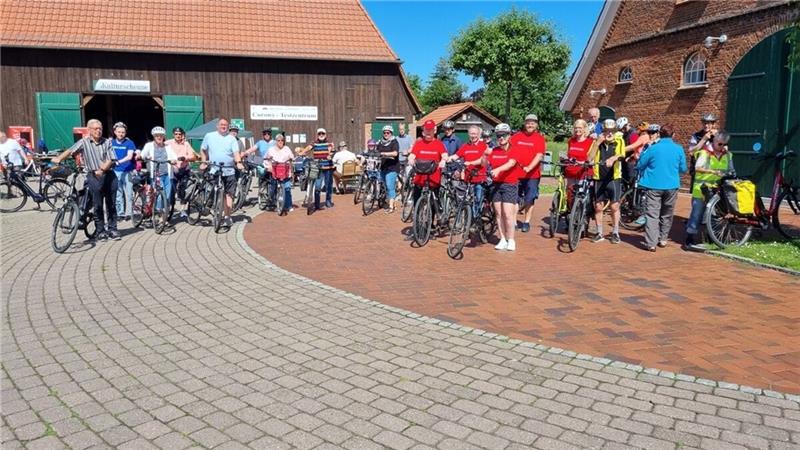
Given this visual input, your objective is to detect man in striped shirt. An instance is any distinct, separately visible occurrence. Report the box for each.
[300,128,335,211]
[53,119,119,240]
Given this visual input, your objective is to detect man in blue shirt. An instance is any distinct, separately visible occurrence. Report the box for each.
[440,120,463,156]
[200,118,244,229]
[636,124,687,252]
[110,122,136,220]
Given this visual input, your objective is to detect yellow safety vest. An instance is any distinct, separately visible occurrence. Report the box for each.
[592,135,626,180]
[692,150,731,198]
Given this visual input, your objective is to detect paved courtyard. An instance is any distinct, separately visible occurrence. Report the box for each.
[2,205,799,449]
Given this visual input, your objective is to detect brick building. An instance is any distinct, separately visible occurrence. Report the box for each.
[560,0,800,192]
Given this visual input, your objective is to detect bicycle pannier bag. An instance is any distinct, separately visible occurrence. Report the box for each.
[722,179,756,216]
[307,161,320,180]
[273,163,290,180]
[414,159,437,175]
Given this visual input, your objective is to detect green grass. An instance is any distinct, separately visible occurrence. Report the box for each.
[717,239,800,271]
[547,140,568,158]
[538,184,557,195]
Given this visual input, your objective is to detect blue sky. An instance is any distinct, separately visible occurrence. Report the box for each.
[363,0,603,93]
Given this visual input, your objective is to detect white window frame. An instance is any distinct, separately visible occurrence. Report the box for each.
[683,52,708,86]
[618,66,633,83]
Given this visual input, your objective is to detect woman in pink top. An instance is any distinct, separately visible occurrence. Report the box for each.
[166,127,199,218]
[265,134,295,215]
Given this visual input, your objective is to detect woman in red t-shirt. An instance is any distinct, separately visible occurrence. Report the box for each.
[486,123,523,251]
[564,120,594,208]
[406,120,448,239]
[448,125,488,217]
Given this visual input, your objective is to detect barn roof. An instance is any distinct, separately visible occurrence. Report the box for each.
[417,102,502,127]
[0,0,399,63]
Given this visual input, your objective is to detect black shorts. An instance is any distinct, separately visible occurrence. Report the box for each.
[594,179,622,203]
[491,183,518,204]
[223,175,237,196]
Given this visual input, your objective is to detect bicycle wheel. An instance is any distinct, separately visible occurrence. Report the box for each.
[186,190,203,225]
[363,179,377,216]
[0,181,27,212]
[258,180,269,210]
[478,198,496,244]
[43,179,70,210]
[131,191,146,228]
[400,181,414,223]
[704,194,752,248]
[51,200,79,253]
[275,182,286,215]
[212,188,225,232]
[153,189,169,234]
[773,189,800,240]
[83,213,97,239]
[353,174,366,204]
[619,188,645,231]
[447,204,472,259]
[307,180,316,215]
[568,196,587,252]
[548,190,561,238]
[412,193,433,247]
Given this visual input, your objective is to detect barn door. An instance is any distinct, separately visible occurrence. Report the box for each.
[726,28,797,195]
[164,95,204,149]
[36,92,82,150]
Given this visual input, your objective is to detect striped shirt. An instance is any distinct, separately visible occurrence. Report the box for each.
[68,137,116,171]
[311,142,333,170]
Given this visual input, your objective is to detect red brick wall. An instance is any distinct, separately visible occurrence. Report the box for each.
[571,1,799,183]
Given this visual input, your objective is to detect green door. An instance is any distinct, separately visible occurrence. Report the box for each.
[36,92,82,150]
[726,28,798,195]
[164,95,204,150]
[371,121,400,141]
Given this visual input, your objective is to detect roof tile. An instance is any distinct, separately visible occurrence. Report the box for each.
[0,0,398,62]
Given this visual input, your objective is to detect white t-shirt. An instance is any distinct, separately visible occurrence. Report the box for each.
[0,139,25,166]
[332,150,357,173]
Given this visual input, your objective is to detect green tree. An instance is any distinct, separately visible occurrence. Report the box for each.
[450,8,570,124]
[405,73,424,105]
[477,71,567,134]
[420,58,466,112]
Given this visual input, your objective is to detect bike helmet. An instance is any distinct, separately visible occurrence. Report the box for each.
[229,124,240,131]
[701,113,718,123]
[150,126,166,136]
[381,125,394,133]
[637,121,649,132]
[615,117,629,129]
[647,124,661,133]
[602,119,617,131]
[367,139,377,148]
[481,129,492,138]
[443,120,455,129]
[494,123,512,135]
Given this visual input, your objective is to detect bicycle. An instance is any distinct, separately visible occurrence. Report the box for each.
[0,159,70,212]
[411,159,455,247]
[704,149,799,247]
[566,162,595,252]
[619,173,647,231]
[361,154,385,216]
[257,164,274,211]
[446,163,483,259]
[51,167,97,253]
[266,161,293,216]
[130,160,173,234]
[399,165,415,223]
[305,159,321,215]
[548,159,581,238]
[186,161,229,232]
[353,152,375,205]
[234,160,258,211]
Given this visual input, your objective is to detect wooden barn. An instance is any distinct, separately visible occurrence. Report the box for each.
[0,0,420,151]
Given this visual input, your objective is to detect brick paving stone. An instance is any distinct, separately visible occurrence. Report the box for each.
[2,207,799,450]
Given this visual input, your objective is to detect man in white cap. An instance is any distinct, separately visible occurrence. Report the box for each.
[511,114,546,233]
[300,128,335,211]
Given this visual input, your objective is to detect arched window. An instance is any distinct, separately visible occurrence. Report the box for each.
[683,52,707,85]
[618,66,633,83]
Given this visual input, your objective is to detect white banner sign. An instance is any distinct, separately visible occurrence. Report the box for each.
[93,79,151,93]
[250,105,318,121]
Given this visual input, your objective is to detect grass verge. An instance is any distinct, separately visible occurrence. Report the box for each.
[715,239,800,272]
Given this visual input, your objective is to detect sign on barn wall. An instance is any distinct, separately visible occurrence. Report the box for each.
[250,105,318,121]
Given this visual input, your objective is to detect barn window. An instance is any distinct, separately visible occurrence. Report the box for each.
[618,67,633,83]
[683,52,707,86]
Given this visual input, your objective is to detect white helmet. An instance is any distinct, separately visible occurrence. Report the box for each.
[494,123,512,135]
[615,117,629,129]
[381,125,394,133]
[151,126,166,136]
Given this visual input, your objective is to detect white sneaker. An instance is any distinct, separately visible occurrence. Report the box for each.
[506,239,516,251]
[494,238,508,251]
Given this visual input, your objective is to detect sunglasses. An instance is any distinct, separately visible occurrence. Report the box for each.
[497,134,510,138]
[173,132,184,136]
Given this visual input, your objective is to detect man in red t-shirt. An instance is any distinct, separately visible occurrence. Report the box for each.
[449,125,488,217]
[406,120,448,239]
[511,114,546,233]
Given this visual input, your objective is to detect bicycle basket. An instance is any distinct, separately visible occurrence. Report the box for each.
[365,156,381,172]
[47,165,72,179]
[307,161,320,180]
[414,159,438,175]
[722,179,757,216]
